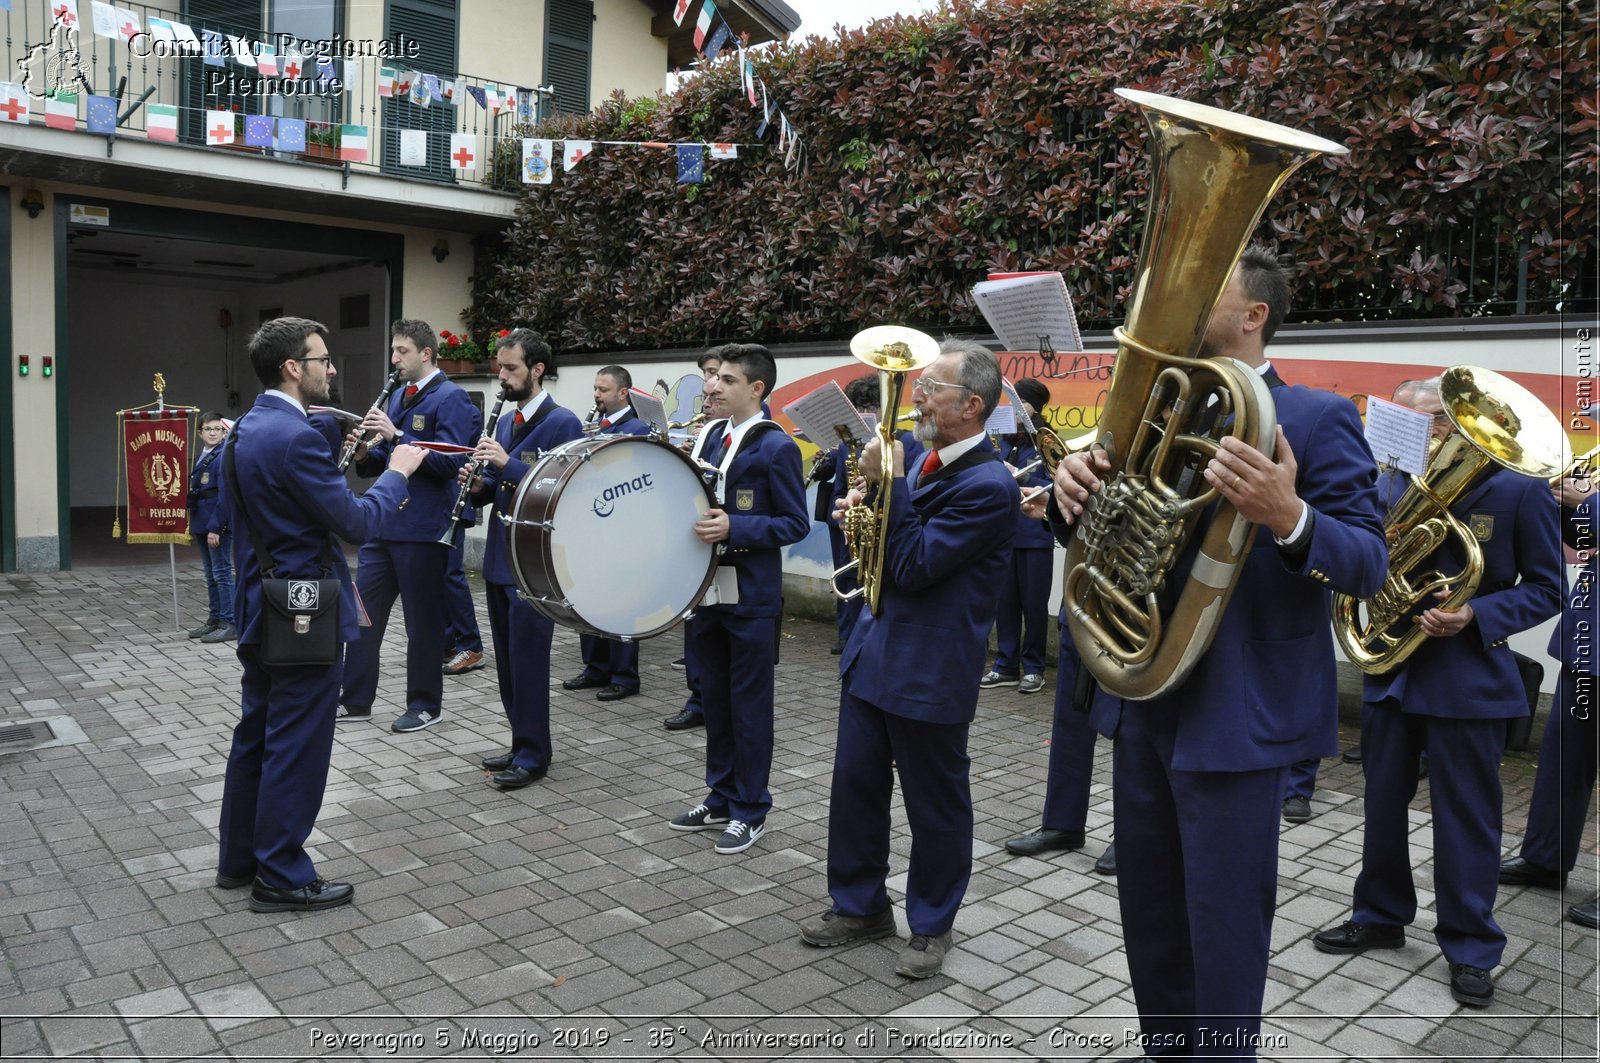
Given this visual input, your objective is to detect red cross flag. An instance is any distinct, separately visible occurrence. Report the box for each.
[205,109,234,146]
[563,139,593,171]
[0,84,30,124]
[449,133,477,171]
[52,0,79,30]
[672,0,691,25]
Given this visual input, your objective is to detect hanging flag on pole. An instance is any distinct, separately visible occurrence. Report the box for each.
[146,102,177,140]
[44,90,78,130]
[521,139,554,184]
[399,129,427,166]
[204,109,235,145]
[449,133,477,171]
[340,124,369,162]
[563,140,593,170]
[694,0,716,51]
[709,143,737,160]
[676,144,704,184]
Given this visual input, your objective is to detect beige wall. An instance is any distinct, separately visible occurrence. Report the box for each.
[8,183,59,556]
[459,0,667,110]
[594,0,672,101]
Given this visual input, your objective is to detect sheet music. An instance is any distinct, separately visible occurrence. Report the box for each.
[1365,396,1432,475]
[783,381,870,450]
[629,387,669,436]
[998,378,1037,437]
[984,403,1018,437]
[971,272,1083,353]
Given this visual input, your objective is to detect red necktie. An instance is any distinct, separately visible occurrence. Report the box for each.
[513,410,526,427]
[403,385,418,401]
[921,450,942,477]
[599,418,612,429]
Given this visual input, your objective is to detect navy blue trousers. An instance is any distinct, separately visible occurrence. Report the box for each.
[1520,669,1598,873]
[1042,632,1097,831]
[827,683,972,936]
[992,547,1051,677]
[218,645,339,889]
[686,608,774,824]
[1354,699,1508,969]
[1113,702,1285,1058]
[485,581,554,771]
[342,540,448,714]
[443,523,482,654]
[577,634,640,692]
[1284,757,1320,800]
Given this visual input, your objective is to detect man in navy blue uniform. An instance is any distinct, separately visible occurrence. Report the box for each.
[565,365,653,703]
[339,320,481,733]
[1052,248,1389,1053]
[667,345,809,854]
[188,411,236,644]
[466,330,585,789]
[799,339,1016,979]
[1500,470,1598,928]
[1315,376,1562,1007]
[981,377,1054,695]
[217,317,423,912]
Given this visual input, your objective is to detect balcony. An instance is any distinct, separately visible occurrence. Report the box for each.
[1,0,530,232]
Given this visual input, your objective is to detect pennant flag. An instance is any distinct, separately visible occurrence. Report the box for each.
[705,23,731,63]
[282,47,303,79]
[243,114,273,147]
[441,78,460,105]
[742,53,757,106]
[677,143,704,184]
[465,84,487,110]
[672,0,690,26]
[377,66,395,97]
[786,129,802,170]
[202,29,225,67]
[483,84,500,112]
[0,83,29,124]
[449,133,477,171]
[709,143,737,160]
[315,56,336,81]
[344,59,360,86]
[89,1,119,39]
[521,138,553,184]
[50,1,79,30]
[113,5,139,42]
[146,102,177,140]
[393,68,415,95]
[145,14,175,42]
[756,80,770,137]
[254,43,279,77]
[44,89,78,130]
[169,20,201,47]
[399,128,427,166]
[340,124,369,162]
[275,116,306,152]
[86,94,116,134]
[410,73,436,108]
[562,139,592,170]
[228,36,256,68]
[694,0,716,51]
[204,109,235,145]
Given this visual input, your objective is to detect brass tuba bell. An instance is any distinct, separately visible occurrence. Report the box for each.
[830,325,940,615]
[1333,366,1567,673]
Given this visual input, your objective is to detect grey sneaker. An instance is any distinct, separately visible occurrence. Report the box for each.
[978,670,1018,689]
[1018,673,1044,694]
[799,907,897,947]
[669,803,730,831]
[896,930,952,978]
[200,622,237,644]
[714,819,764,854]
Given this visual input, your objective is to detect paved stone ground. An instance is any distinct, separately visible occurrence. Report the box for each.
[0,564,1595,1062]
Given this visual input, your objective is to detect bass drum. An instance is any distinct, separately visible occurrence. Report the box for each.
[506,435,718,638]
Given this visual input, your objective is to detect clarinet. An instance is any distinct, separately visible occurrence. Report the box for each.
[581,404,603,434]
[336,368,403,472]
[438,388,508,545]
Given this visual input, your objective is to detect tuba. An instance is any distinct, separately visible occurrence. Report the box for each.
[1333,366,1567,673]
[1062,88,1347,701]
[830,325,940,616]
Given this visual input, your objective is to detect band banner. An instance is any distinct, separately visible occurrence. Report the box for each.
[121,410,192,543]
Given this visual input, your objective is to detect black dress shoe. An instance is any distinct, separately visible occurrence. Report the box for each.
[1094,841,1117,876]
[562,673,605,691]
[481,751,514,772]
[1448,962,1494,1007]
[1498,855,1566,889]
[1003,827,1086,857]
[491,765,546,789]
[248,877,354,913]
[829,639,846,655]
[1282,795,1313,823]
[188,619,219,639]
[1312,920,1405,954]
[664,708,704,731]
[596,684,637,702]
[1341,746,1364,764]
[215,871,253,889]
[1568,894,1600,929]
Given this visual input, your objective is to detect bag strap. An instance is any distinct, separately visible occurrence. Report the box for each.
[225,414,338,580]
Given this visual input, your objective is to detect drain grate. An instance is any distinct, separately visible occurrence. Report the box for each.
[0,721,55,746]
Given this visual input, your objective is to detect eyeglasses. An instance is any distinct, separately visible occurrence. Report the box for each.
[280,356,335,369]
[200,426,226,434]
[912,376,971,395]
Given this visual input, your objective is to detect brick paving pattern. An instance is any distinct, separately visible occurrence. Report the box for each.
[0,564,1595,1060]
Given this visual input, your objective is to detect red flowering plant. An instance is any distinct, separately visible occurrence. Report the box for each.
[436,328,484,362]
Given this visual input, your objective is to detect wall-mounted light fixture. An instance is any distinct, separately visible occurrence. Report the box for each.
[19,188,44,219]
[432,237,450,263]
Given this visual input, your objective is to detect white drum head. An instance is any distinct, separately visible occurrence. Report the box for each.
[547,438,714,636]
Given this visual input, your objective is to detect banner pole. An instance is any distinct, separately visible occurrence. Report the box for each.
[154,376,181,633]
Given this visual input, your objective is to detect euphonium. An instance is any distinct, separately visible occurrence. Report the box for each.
[1062,88,1347,701]
[1334,366,1567,673]
[830,325,940,615]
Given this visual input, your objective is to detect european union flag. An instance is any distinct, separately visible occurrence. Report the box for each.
[243,114,273,147]
[275,117,306,152]
[676,144,704,185]
[704,23,731,64]
[87,95,117,135]
[464,84,487,110]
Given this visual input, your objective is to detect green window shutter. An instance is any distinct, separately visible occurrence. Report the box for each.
[545,0,592,116]
[180,0,265,144]
[382,0,459,181]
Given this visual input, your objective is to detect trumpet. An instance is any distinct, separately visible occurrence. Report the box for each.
[337,368,403,472]
[668,411,707,431]
[438,388,509,545]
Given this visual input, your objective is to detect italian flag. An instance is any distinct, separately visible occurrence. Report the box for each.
[45,90,78,130]
[377,66,395,97]
[147,102,177,141]
[340,124,368,162]
[255,44,278,77]
[694,0,716,51]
